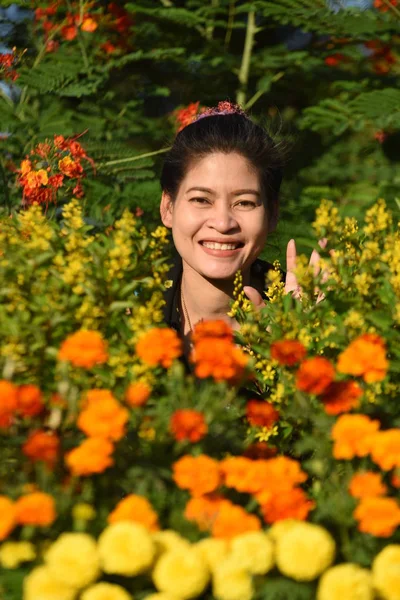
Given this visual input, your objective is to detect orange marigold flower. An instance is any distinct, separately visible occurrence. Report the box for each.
[81,17,98,32]
[191,320,233,344]
[136,327,183,368]
[0,380,18,427]
[369,429,400,471]
[58,156,83,178]
[60,24,78,40]
[0,496,16,541]
[15,492,56,527]
[108,494,159,531]
[331,414,380,460]
[337,334,388,383]
[58,330,108,368]
[125,381,151,407]
[246,400,279,428]
[22,429,60,468]
[191,338,249,383]
[16,384,44,417]
[170,409,208,443]
[354,497,400,537]
[77,389,129,441]
[348,471,387,499]
[295,357,335,395]
[321,380,363,415]
[20,159,32,175]
[212,501,261,539]
[270,340,307,366]
[66,437,114,476]
[173,455,221,497]
[259,487,315,524]
[185,495,228,531]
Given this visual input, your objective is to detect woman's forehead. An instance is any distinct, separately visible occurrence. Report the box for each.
[181,152,259,193]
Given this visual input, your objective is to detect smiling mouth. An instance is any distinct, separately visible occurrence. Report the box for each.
[200,241,244,250]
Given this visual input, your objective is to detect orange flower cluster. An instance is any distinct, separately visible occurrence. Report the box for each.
[170,409,208,442]
[321,380,363,415]
[58,330,108,368]
[365,40,397,75]
[348,471,387,499]
[0,497,16,541]
[22,429,60,468]
[270,339,307,366]
[125,381,151,407]
[173,455,221,497]
[136,327,183,368]
[174,102,201,132]
[190,320,249,384]
[246,400,279,429]
[295,357,336,395]
[354,497,400,537]
[0,492,56,540]
[0,48,22,81]
[18,134,93,206]
[108,494,159,531]
[0,380,18,427]
[374,0,398,12]
[331,414,380,459]
[77,389,129,441]
[369,429,400,471]
[337,333,388,383]
[66,437,114,476]
[185,495,261,539]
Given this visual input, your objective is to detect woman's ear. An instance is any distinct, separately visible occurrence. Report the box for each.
[160,192,174,228]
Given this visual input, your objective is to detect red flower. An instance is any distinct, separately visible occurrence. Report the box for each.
[270,340,307,366]
[321,380,363,415]
[325,53,346,67]
[374,0,398,11]
[246,400,279,428]
[174,102,200,132]
[170,409,208,443]
[61,25,78,41]
[295,357,335,395]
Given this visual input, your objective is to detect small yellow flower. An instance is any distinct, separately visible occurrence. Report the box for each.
[372,545,400,600]
[81,582,133,600]
[153,547,209,600]
[230,531,274,575]
[317,563,373,600]
[98,522,155,576]
[0,541,35,569]
[212,557,254,600]
[275,521,335,581]
[72,502,96,522]
[23,565,76,600]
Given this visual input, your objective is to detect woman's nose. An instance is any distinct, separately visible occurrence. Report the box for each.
[208,204,239,232]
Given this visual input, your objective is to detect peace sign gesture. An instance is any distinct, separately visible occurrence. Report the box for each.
[243,238,326,309]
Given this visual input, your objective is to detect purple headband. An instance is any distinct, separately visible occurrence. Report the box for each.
[194,100,247,122]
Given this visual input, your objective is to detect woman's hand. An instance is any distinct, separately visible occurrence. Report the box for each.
[243,238,326,309]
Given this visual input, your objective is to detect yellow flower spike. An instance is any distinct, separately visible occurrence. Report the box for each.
[364,199,392,237]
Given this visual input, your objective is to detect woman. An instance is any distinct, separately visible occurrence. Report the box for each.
[160,101,315,356]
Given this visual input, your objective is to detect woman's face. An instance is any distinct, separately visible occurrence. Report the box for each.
[160,152,269,281]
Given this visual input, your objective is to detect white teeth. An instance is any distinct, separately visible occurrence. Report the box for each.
[202,242,239,250]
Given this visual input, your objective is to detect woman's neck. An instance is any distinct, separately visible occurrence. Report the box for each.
[180,261,250,334]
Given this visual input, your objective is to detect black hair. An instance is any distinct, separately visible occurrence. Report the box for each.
[160,113,284,231]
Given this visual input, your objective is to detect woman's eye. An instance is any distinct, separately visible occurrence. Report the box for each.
[189,197,210,204]
[236,200,257,208]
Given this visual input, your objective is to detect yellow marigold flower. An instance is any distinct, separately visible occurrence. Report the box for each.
[267,519,298,542]
[144,595,181,600]
[212,557,254,600]
[81,582,132,600]
[0,541,35,569]
[23,565,76,600]
[275,521,335,581]
[317,563,373,600]
[72,502,96,522]
[372,545,400,600]
[153,530,191,557]
[195,538,230,572]
[230,531,274,575]
[153,547,210,600]
[98,522,155,576]
[58,330,108,368]
[45,533,100,589]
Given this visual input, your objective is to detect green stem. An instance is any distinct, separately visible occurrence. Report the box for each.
[236,11,256,107]
[245,71,284,110]
[206,0,220,41]
[224,0,236,49]
[100,147,171,168]
[381,0,400,17]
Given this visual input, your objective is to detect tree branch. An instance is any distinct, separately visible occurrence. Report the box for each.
[236,11,256,107]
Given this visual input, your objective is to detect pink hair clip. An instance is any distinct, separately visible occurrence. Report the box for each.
[194,100,246,122]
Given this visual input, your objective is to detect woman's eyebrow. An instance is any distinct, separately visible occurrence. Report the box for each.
[233,189,260,196]
[186,186,214,194]
[185,187,260,196]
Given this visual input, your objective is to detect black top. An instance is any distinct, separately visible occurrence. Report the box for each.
[162,252,278,333]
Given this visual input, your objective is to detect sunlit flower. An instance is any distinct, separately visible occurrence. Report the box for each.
[321,380,363,415]
[125,381,151,407]
[270,340,307,366]
[22,430,60,468]
[354,497,400,537]
[136,327,182,368]
[15,492,56,527]
[348,471,388,499]
[331,414,380,459]
[108,494,159,531]
[170,409,208,442]
[58,330,109,368]
[337,334,388,383]
[295,357,335,395]
[66,437,114,476]
[77,389,129,441]
[246,400,279,428]
[173,455,221,497]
